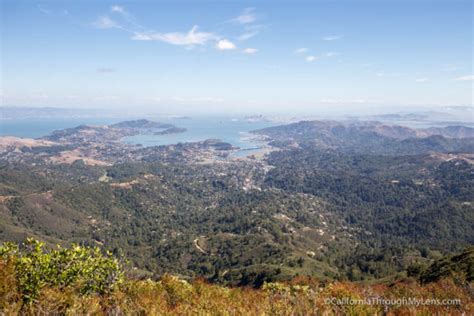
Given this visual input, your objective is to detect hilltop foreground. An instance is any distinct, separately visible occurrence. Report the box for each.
[1,240,472,314]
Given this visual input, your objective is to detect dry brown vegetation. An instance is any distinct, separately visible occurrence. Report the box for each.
[1,262,472,315]
[0,240,473,315]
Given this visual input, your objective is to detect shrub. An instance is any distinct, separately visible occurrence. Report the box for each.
[0,238,123,303]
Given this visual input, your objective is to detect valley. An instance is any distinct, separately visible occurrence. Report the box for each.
[0,119,472,286]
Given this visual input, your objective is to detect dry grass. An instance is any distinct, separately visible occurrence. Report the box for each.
[1,262,472,315]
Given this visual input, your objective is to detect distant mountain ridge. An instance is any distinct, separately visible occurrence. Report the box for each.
[253,120,474,154]
[425,126,474,139]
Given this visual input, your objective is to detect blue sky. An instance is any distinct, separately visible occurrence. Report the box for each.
[1,0,472,114]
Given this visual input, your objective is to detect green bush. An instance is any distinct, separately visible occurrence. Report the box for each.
[0,238,124,303]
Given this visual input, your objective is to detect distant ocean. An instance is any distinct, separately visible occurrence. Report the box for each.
[0,116,277,154]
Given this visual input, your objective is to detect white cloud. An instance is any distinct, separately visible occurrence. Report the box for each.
[132,25,216,46]
[111,5,127,15]
[453,75,474,81]
[216,39,236,50]
[242,48,258,54]
[322,35,343,41]
[295,48,308,54]
[131,33,152,40]
[296,51,338,60]
[238,31,258,41]
[96,7,249,51]
[110,5,143,29]
[238,24,264,41]
[415,78,429,83]
[38,5,51,15]
[231,8,256,24]
[93,16,121,29]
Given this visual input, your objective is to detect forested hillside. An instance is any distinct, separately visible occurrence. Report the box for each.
[0,120,473,286]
